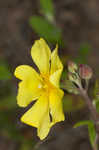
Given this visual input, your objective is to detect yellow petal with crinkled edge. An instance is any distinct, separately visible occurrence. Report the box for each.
[31,38,51,74]
[14,65,43,107]
[49,88,65,126]
[50,45,63,88]
[21,93,51,140]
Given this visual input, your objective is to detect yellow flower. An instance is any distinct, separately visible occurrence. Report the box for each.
[14,38,65,140]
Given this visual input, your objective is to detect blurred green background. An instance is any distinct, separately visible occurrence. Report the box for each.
[0,0,99,150]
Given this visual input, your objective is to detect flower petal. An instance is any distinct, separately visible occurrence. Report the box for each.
[14,65,41,81]
[21,93,51,140]
[31,38,51,74]
[37,109,50,140]
[50,45,63,88]
[14,65,43,107]
[17,81,42,107]
[49,88,65,125]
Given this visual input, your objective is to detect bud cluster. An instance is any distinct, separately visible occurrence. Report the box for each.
[67,61,93,89]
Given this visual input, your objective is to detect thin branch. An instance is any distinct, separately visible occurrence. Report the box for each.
[78,87,99,150]
[79,88,99,123]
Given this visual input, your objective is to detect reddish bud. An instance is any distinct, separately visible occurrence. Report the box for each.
[79,64,93,79]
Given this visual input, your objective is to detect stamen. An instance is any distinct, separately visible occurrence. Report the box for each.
[38,84,42,89]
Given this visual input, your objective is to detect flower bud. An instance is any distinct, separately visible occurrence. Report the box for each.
[68,72,75,81]
[68,72,81,87]
[68,61,78,73]
[79,64,93,79]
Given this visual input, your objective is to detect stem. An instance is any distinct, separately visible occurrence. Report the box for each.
[79,88,99,122]
[85,79,89,92]
[78,87,99,150]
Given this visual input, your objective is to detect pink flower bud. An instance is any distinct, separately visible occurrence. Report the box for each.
[79,64,93,79]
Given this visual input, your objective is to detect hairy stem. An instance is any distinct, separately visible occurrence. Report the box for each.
[78,87,99,150]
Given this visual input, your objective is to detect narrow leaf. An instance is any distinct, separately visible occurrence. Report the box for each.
[29,16,62,44]
[40,0,54,22]
[74,120,96,147]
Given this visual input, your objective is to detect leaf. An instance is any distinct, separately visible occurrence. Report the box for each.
[63,95,85,112]
[74,120,92,128]
[0,62,12,80]
[40,0,54,22]
[74,120,96,147]
[88,122,96,147]
[29,16,62,44]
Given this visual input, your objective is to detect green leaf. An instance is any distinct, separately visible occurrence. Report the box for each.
[74,120,92,128]
[0,62,12,80]
[29,16,62,44]
[88,122,96,147]
[40,0,54,22]
[74,120,96,147]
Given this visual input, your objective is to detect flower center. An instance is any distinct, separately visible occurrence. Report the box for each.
[38,84,42,89]
[40,74,54,92]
